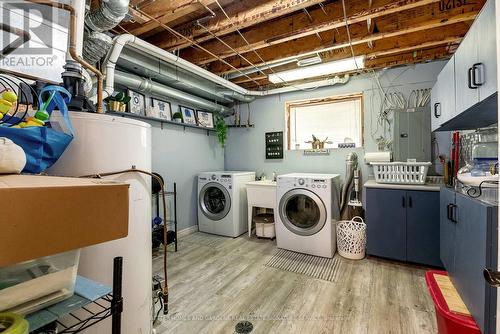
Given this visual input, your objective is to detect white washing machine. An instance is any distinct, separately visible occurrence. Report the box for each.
[276,173,341,258]
[198,171,255,237]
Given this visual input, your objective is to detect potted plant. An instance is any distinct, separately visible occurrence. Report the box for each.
[172,111,183,123]
[215,117,227,147]
[106,92,130,112]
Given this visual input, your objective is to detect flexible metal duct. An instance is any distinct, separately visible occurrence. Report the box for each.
[83,31,113,65]
[340,152,358,218]
[85,0,130,32]
[115,70,233,114]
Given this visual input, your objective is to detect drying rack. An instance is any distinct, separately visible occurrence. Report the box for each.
[26,257,123,334]
[154,182,178,252]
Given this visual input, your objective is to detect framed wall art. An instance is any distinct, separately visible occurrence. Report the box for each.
[196,110,214,128]
[151,98,172,120]
[180,105,197,125]
[127,90,146,115]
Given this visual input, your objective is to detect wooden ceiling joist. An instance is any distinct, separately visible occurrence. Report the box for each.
[123,0,486,90]
[128,0,218,38]
[180,0,476,66]
[366,36,463,59]
[226,25,465,85]
[147,0,328,51]
[209,20,471,75]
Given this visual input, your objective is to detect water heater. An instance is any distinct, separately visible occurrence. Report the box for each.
[48,112,152,334]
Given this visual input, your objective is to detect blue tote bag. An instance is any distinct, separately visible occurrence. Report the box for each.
[0,85,74,173]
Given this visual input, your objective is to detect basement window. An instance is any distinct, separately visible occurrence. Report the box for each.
[286,94,364,150]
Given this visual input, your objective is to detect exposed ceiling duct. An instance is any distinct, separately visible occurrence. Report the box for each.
[85,0,130,32]
[115,70,233,115]
[83,0,129,65]
[98,34,350,103]
[116,48,235,104]
[83,31,113,65]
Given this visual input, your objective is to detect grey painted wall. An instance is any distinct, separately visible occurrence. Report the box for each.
[151,123,224,231]
[224,61,449,183]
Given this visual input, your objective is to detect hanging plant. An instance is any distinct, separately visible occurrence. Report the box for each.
[215,117,227,148]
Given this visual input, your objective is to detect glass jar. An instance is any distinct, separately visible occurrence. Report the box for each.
[471,141,498,176]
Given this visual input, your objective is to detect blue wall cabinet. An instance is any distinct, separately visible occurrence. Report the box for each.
[365,187,441,267]
[440,187,498,334]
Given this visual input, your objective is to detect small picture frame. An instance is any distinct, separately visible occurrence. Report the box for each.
[180,105,197,125]
[196,110,214,128]
[127,90,145,115]
[150,98,171,120]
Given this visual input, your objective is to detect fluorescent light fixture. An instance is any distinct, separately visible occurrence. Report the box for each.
[269,56,365,84]
[297,55,322,67]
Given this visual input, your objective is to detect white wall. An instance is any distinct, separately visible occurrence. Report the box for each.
[225,61,448,182]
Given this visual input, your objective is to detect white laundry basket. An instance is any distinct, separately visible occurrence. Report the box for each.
[371,162,431,185]
[337,216,366,260]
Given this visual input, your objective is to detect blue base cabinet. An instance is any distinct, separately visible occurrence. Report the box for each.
[440,187,498,334]
[365,187,442,267]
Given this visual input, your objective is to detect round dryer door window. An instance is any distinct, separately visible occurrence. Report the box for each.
[199,182,231,221]
[279,189,327,236]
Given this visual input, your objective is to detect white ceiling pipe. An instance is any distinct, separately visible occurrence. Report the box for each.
[100,34,350,101]
[115,70,233,114]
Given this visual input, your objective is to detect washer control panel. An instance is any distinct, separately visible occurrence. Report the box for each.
[293,177,328,189]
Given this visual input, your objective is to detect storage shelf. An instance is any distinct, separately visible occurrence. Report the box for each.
[26,258,123,334]
[107,112,216,133]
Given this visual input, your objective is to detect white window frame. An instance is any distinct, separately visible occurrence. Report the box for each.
[285,93,364,150]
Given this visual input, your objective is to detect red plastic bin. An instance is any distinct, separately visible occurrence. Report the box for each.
[425,270,480,334]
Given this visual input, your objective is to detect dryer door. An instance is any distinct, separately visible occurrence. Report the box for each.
[199,182,232,221]
[279,189,327,236]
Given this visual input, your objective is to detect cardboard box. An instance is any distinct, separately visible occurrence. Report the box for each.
[0,175,129,267]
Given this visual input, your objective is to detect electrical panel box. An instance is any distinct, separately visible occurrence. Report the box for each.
[265,132,283,159]
[393,108,431,162]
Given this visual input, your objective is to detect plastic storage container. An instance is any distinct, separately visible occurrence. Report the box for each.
[425,270,480,334]
[0,249,80,315]
[254,214,275,239]
[371,162,431,184]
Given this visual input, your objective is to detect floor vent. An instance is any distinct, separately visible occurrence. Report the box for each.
[265,249,343,282]
[235,321,253,333]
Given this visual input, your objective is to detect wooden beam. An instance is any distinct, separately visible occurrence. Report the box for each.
[128,0,215,37]
[366,37,462,59]
[210,21,471,74]
[147,0,328,50]
[193,9,476,73]
[180,0,482,65]
[231,41,457,86]
[128,6,151,24]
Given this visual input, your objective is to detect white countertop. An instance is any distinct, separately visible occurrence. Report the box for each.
[246,180,277,187]
[363,179,442,192]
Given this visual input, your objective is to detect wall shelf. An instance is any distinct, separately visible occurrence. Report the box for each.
[227,124,255,128]
[107,112,216,134]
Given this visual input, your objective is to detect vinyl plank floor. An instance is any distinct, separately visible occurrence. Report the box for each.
[155,232,437,334]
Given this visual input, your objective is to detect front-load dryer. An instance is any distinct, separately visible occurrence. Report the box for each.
[276,173,341,258]
[198,171,255,237]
